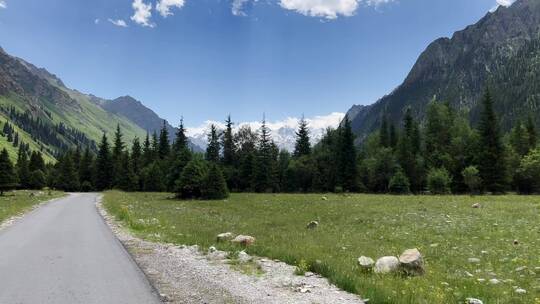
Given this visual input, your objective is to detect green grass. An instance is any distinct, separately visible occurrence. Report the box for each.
[0,190,64,223]
[103,191,540,304]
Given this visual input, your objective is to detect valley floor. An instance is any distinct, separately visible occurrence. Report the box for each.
[103,191,540,304]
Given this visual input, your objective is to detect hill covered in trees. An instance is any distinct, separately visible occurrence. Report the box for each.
[347,0,540,142]
[0,46,200,160]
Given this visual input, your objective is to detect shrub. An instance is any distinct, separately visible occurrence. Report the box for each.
[202,164,229,200]
[141,162,166,192]
[388,169,410,194]
[427,167,452,194]
[515,148,540,193]
[462,166,482,194]
[175,159,207,199]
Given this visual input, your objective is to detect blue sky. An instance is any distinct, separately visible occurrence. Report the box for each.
[0,0,512,127]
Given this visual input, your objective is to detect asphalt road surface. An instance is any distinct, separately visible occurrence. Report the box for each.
[0,193,161,304]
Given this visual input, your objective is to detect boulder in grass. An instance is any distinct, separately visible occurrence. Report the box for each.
[472,203,481,209]
[357,256,375,270]
[465,298,483,304]
[216,232,234,242]
[374,256,400,274]
[306,221,319,229]
[231,235,256,246]
[399,248,425,276]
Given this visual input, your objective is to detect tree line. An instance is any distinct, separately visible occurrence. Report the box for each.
[2,88,540,197]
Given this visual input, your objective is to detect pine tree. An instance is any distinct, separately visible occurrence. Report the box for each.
[142,132,153,166]
[131,137,142,189]
[379,115,389,148]
[111,125,125,187]
[221,115,236,166]
[79,147,94,190]
[0,148,17,195]
[95,133,113,191]
[202,163,229,200]
[206,124,220,163]
[389,124,398,149]
[252,117,276,192]
[173,118,189,154]
[175,159,207,199]
[141,161,166,192]
[29,151,45,173]
[477,89,507,193]
[56,152,80,191]
[16,148,30,189]
[526,115,537,150]
[293,116,311,158]
[117,151,138,191]
[510,121,530,156]
[151,131,159,160]
[338,116,358,192]
[158,121,170,160]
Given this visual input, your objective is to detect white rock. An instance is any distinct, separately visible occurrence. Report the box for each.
[471,203,481,209]
[306,221,319,229]
[468,258,481,264]
[399,248,424,276]
[208,246,217,253]
[465,298,483,304]
[357,256,375,269]
[231,235,256,246]
[489,278,500,285]
[515,266,527,272]
[217,232,234,242]
[515,288,526,294]
[238,251,252,263]
[374,256,400,274]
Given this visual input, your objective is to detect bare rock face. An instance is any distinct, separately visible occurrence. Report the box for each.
[216,232,234,242]
[374,256,400,274]
[231,235,256,246]
[399,248,425,276]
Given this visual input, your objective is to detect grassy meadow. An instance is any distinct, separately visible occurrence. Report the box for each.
[103,191,540,304]
[0,190,63,223]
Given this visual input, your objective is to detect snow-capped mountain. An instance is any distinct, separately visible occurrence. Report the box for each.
[187,113,344,151]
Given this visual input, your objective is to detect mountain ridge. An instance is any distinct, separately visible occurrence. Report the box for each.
[347,0,540,141]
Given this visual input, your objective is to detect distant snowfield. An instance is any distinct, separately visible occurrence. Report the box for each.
[187,112,345,151]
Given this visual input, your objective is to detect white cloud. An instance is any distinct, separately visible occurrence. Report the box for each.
[131,0,155,27]
[279,0,360,19]
[232,0,256,16]
[156,0,185,17]
[187,112,345,151]
[108,18,128,27]
[0,1,7,9]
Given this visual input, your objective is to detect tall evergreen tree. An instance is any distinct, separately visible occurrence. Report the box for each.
[221,115,236,166]
[252,117,276,192]
[95,133,113,191]
[167,120,193,191]
[158,121,170,160]
[16,148,30,189]
[294,116,311,158]
[142,132,153,166]
[202,163,229,200]
[526,115,537,150]
[56,152,80,191]
[79,147,94,190]
[131,137,142,188]
[29,151,45,173]
[112,124,125,187]
[0,148,17,195]
[206,124,220,163]
[477,89,507,193]
[338,116,358,192]
[389,124,398,149]
[173,118,189,154]
[379,115,390,148]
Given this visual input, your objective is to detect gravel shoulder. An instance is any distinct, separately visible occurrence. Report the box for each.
[96,198,365,304]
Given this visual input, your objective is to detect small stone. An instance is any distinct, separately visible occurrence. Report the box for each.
[481,250,488,255]
[237,251,252,263]
[513,239,519,245]
[357,256,375,269]
[321,196,328,201]
[160,293,171,302]
[515,288,526,294]
[489,278,500,285]
[515,266,527,272]
[304,271,314,277]
[399,248,424,276]
[217,232,234,242]
[430,243,439,248]
[306,221,319,229]
[472,203,481,209]
[477,278,485,282]
[374,256,400,274]
[465,298,483,304]
[231,235,256,246]
[464,271,474,277]
[208,246,217,253]
[468,258,481,264]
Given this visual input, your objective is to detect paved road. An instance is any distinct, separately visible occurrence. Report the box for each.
[0,193,161,304]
